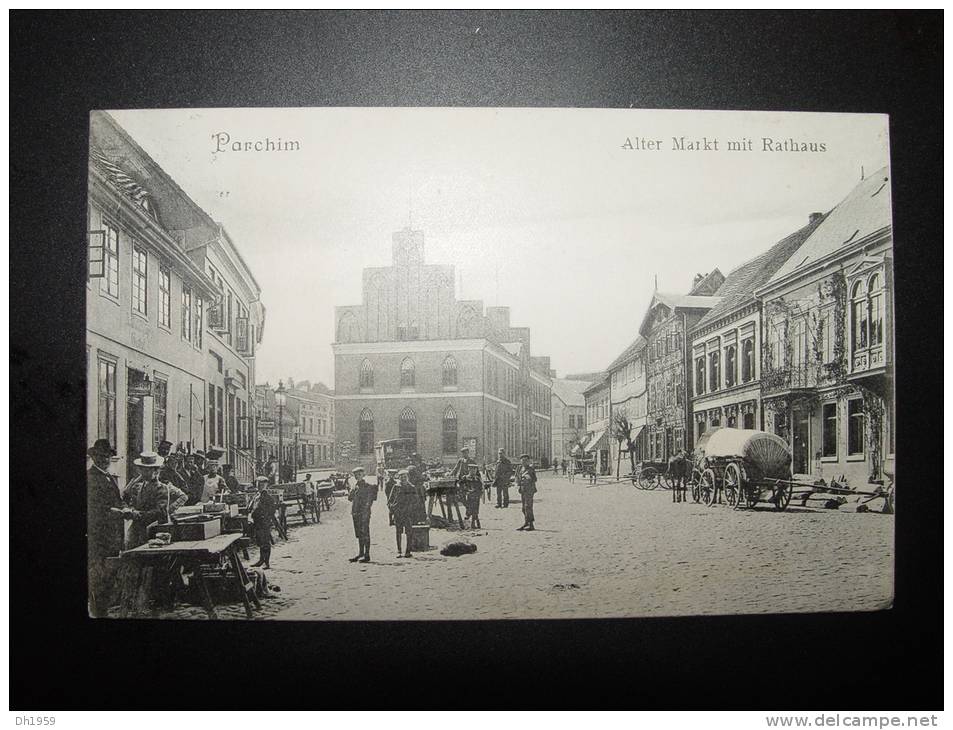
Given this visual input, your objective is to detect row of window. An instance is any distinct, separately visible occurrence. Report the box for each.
[694,338,756,395]
[357,406,458,455]
[610,355,645,389]
[851,273,886,353]
[359,356,459,390]
[821,399,866,458]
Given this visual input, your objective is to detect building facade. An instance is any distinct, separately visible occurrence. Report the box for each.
[606,337,648,474]
[689,218,824,444]
[756,170,893,486]
[638,277,723,462]
[582,376,611,474]
[280,379,335,469]
[87,112,267,484]
[551,379,592,463]
[333,227,553,469]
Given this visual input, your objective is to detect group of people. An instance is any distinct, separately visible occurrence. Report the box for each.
[342,445,540,565]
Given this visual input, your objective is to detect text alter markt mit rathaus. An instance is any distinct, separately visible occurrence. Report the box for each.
[622,136,828,152]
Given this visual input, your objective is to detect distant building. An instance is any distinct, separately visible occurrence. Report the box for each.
[582,375,611,474]
[551,379,592,463]
[332,227,553,468]
[606,336,648,473]
[281,378,335,469]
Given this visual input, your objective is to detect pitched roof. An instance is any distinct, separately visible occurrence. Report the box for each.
[638,292,722,336]
[583,374,609,395]
[606,336,646,373]
[689,268,725,295]
[551,379,593,407]
[693,215,826,332]
[764,167,892,288]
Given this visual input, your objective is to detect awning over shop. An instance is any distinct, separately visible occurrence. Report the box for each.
[583,429,608,453]
[620,424,645,452]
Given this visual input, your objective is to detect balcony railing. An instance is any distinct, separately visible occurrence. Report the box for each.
[761,364,819,395]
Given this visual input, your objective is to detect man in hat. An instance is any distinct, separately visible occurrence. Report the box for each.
[124,451,188,549]
[183,450,207,505]
[452,446,472,517]
[347,466,377,563]
[249,476,276,568]
[222,464,241,494]
[388,469,418,558]
[87,439,124,617]
[493,448,514,508]
[266,455,279,486]
[383,468,399,526]
[201,460,227,502]
[406,453,429,524]
[463,462,484,529]
[515,454,538,531]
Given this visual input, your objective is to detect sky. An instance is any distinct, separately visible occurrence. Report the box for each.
[109,108,890,386]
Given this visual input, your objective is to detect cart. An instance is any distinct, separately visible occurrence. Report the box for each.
[691,428,795,511]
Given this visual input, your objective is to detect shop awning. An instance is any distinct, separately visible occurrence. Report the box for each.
[620,424,645,452]
[583,429,608,453]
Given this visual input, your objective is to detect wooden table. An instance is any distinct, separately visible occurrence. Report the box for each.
[426,480,465,529]
[119,533,261,619]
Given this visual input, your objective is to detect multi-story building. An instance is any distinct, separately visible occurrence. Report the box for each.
[689,216,825,444]
[280,378,335,469]
[582,375,611,474]
[756,169,893,485]
[253,383,296,468]
[638,271,724,462]
[551,378,592,463]
[87,112,268,484]
[606,336,648,473]
[332,227,553,469]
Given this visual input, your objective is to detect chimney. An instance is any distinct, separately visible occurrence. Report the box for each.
[809,212,824,225]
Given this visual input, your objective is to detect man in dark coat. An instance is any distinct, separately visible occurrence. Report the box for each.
[347,466,377,563]
[515,454,538,531]
[124,452,189,549]
[250,476,276,568]
[406,454,429,524]
[493,448,513,508]
[87,439,125,617]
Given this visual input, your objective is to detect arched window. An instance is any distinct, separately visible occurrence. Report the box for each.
[709,351,720,392]
[725,345,737,387]
[358,409,374,455]
[741,339,755,382]
[442,355,458,387]
[868,273,884,347]
[399,407,417,451]
[338,312,359,343]
[851,280,868,352]
[400,358,415,388]
[359,359,374,389]
[442,406,458,454]
[457,307,477,337]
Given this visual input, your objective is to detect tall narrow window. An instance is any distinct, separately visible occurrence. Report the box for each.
[359,409,374,455]
[97,358,117,444]
[216,386,225,447]
[822,402,837,458]
[359,359,373,388]
[181,286,193,342]
[442,355,458,386]
[194,297,203,348]
[400,358,416,388]
[741,338,755,382]
[104,222,119,298]
[725,346,736,387]
[868,274,884,347]
[851,281,868,352]
[132,245,148,315]
[153,377,167,447]
[398,407,417,451]
[159,267,171,328]
[709,351,720,392]
[695,357,706,395]
[208,386,216,447]
[442,406,458,454]
[848,399,865,456]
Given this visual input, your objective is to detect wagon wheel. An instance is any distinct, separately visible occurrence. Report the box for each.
[689,468,703,503]
[723,462,742,508]
[773,480,793,511]
[700,468,717,506]
[639,467,659,490]
[661,471,675,490]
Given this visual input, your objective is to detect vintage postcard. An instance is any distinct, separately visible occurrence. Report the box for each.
[86,107,894,620]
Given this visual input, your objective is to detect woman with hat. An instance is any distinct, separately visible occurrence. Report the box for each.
[124,451,188,549]
[248,476,276,568]
[388,470,419,558]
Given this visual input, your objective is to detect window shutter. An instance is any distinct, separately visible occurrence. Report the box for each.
[88,230,106,279]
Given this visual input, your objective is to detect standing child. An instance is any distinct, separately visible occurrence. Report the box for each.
[249,476,276,569]
[464,462,483,529]
[347,466,377,563]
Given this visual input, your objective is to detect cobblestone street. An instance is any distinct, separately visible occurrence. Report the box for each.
[222,472,894,621]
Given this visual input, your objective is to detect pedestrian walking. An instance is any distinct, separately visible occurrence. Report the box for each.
[87,439,124,618]
[347,466,377,563]
[388,470,418,558]
[553,461,559,476]
[516,454,538,531]
[568,458,576,484]
[561,459,567,476]
[493,448,513,508]
[384,468,398,526]
[249,476,276,568]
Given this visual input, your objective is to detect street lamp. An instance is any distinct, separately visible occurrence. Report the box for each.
[275,380,286,482]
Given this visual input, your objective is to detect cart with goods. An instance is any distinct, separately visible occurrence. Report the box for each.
[691,428,795,510]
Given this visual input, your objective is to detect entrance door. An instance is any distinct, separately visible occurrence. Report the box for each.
[792,407,810,474]
[126,395,144,485]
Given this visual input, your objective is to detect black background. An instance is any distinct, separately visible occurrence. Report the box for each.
[9,10,942,710]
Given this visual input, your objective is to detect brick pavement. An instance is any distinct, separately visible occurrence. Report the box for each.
[138,473,894,620]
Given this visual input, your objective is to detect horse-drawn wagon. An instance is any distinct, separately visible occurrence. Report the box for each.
[689,428,795,510]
